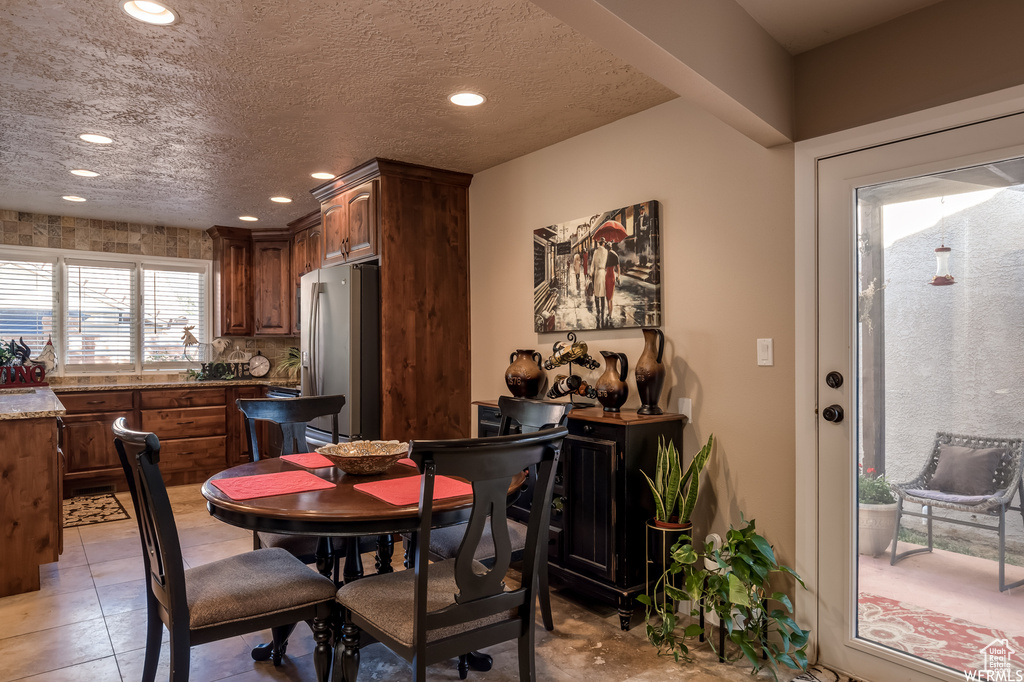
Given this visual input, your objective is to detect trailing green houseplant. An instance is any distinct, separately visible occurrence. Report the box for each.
[642,434,714,527]
[638,517,810,680]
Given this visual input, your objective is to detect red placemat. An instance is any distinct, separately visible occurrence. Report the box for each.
[210,471,335,501]
[397,457,416,468]
[281,452,334,468]
[354,475,472,506]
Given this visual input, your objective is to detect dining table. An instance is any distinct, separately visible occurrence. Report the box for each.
[201,453,527,672]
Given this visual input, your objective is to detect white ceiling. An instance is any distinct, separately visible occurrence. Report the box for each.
[0,0,944,229]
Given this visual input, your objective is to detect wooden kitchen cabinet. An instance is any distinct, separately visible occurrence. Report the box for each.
[313,159,472,441]
[208,225,254,337]
[319,179,377,266]
[287,210,323,334]
[61,390,135,496]
[252,231,292,336]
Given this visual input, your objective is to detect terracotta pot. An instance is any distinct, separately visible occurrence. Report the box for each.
[635,328,666,415]
[858,502,897,557]
[595,351,629,412]
[505,349,544,398]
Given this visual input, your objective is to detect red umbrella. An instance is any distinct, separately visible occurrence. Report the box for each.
[593,220,627,243]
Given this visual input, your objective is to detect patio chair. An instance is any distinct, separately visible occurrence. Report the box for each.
[889,432,1024,592]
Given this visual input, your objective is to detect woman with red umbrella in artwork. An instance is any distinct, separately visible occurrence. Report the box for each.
[593,220,626,327]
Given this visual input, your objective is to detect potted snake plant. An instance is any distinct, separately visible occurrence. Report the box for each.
[642,434,714,598]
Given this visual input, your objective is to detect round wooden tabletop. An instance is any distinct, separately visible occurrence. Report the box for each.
[202,458,524,538]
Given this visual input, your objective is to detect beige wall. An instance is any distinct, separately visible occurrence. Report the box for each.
[469,97,797,562]
[795,0,1024,140]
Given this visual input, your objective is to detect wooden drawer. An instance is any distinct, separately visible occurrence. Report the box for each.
[141,406,226,438]
[157,436,227,473]
[59,391,134,414]
[139,387,227,410]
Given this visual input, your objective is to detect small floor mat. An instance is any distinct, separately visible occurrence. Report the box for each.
[63,493,130,528]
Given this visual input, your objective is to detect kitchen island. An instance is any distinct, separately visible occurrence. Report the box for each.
[0,388,65,597]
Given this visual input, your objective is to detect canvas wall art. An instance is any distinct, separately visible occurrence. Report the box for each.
[534,200,661,332]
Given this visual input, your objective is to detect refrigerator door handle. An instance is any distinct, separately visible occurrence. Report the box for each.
[308,281,323,396]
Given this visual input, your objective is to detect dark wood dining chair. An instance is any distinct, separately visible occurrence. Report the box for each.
[334,425,568,682]
[237,395,382,582]
[112,418,336,682]
[427,397,572,632]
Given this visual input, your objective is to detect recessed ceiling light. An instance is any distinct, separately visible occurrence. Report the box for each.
[79,133,113,144]
[239,216,258,222]
[449,92,486,107]
[311,172,335,180]
[70,169,100,177]
[120,1,178,25]
[270,196,292,203]
[62,195,87,202]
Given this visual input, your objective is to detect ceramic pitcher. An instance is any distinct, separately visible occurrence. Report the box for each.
[635,328,666,415]
[595,350,629,412]
[505,349,544,398]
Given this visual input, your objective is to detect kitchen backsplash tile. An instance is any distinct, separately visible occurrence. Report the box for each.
[0,209,213,259]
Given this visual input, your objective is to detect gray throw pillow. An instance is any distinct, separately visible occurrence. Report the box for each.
[927,444,1004,496]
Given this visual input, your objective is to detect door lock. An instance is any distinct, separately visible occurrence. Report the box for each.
[825,371,844,389]
[822,405,844,423]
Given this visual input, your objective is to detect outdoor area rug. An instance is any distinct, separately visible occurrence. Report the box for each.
[63,493,130,528]
[859,592,1024,675]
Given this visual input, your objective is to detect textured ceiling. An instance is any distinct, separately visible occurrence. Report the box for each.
[0,0,675,229]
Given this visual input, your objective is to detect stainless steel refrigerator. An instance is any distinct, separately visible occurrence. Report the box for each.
[300,263,381,441]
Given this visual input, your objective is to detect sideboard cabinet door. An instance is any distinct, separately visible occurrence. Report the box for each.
[563,434,617,582]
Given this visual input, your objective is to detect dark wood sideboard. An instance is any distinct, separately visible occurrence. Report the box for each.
[476,400,686,630]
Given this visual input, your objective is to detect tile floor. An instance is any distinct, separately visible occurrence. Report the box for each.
[0,485,800,681]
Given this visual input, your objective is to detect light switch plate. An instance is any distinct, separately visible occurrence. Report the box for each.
[757,338,774,366]
[677,397,692,421]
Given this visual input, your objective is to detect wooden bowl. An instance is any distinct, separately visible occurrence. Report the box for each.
[315,440,409,475]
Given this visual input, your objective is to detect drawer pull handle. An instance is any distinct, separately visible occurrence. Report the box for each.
[86,400,104,405]
[179,451,193,456]
[583,424,594,435]
[178,420,195,425]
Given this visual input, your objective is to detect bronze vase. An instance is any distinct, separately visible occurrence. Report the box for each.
[595,351,629,412]
[635,328,666,415]
[505,349,544,398]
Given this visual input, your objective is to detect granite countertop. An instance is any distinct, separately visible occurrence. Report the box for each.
[50,379,300,393]
[0,388,66,420]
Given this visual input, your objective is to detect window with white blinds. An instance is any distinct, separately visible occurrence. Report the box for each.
[0,257,56,356]
[66,261,135,367]
[142,265,206,364]
[0,249,209,373]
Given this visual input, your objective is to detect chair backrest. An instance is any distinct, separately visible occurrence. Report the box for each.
[497,396,572,435]
[113,417,188,625]
[408,426,568,642]
[236,394,346,460]
[925,432,1024,493]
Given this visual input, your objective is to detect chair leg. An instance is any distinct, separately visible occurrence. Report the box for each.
[311,614,332,682]
[168,625,191,682]
[999,507,1008,592]
[926,505,934,551]
[413,652,427,682]
[270,623,296,665]
[517,617,536,682]
[457,654,469,680]
[538,558,554,631]
[142,596,163,682]
[333,619,360,682]
[890,498,903,566]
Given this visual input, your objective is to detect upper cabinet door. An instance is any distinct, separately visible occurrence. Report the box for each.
[219,237,253,336]
[252,238,291,335]
[322,179,378,267]
[306,223,322,272]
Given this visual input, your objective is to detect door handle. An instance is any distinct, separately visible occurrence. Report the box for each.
[822,405,844,423]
